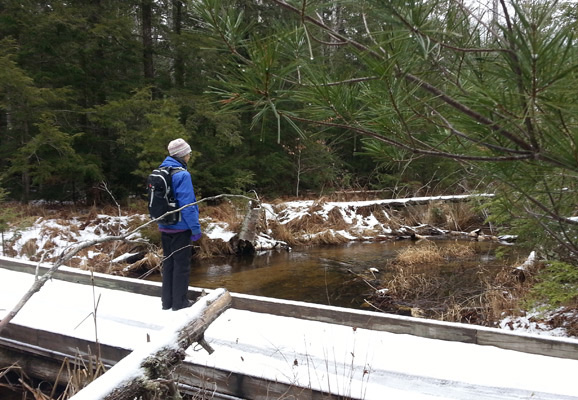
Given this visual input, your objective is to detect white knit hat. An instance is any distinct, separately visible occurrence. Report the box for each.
[167,138,191,158]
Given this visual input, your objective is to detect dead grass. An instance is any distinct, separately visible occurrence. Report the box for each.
[372,208,396,225]
[398,205,428,226]
[387,265,442,300]
[397,202,483,232]
[201,201,244,231]
[286,213,326,232]
[4,197,492,265]
[131,252,162,273]
[355,204,382,219]
[4,198,496,292]
[367,242,534,325]
[58,351,107,399]
[357,228,380,237]
[307,230,351,246]
[443,243,476,258]
[195,237,234,259]
[325,207,348,229]
[0,348,107,400]
[394,242,445,266]
[481,259,540,324]
[393,242,476,267]
[269,222,304,246]
[265,201,362,246]
[21,239,39,258]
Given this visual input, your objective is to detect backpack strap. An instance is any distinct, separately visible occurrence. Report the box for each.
[168,166,186,175]
[164,166,186,200]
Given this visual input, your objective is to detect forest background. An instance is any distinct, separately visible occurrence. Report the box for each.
[0,0,577,269]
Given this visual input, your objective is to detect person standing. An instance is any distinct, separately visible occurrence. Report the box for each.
[158,138,202,311]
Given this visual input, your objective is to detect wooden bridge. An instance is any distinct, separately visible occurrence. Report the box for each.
[1,255,577,399]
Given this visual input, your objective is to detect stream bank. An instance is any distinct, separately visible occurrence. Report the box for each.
[1,195,576,337]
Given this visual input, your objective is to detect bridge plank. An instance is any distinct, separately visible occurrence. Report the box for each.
[2,255,578,361]
[1,258,578,400]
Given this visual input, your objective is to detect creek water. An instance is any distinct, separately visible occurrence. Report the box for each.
[150,239,519,310]
[0,241,518,399]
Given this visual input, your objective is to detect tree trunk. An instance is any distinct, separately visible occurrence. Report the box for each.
[229,201,263,255]
[141,0,156,97]
[172,0,184,89]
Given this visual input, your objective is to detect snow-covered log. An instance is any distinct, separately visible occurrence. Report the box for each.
[69,288,232,400]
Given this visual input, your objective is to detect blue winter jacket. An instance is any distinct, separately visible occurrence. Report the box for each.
[157,156,201,235]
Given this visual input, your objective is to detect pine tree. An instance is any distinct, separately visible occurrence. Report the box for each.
[193,0,578,263]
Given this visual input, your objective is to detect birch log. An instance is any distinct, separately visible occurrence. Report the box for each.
[69,288,232,400]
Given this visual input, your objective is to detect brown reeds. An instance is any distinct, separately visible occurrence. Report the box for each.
[325,206,348,230]
[195,236,234,258]
[480,258,540,325]
[265,201,357,247]
[386,265,442,301]
[393,242,475,267]
[123,252,162,274]
[395,242,444,266]
[4,197,494,264]
[21,238,39,259]
[201,200,244,232]
[307,230,351,246]
[368,242,526,325]
[396,202,483,232]
[269,221,302,246]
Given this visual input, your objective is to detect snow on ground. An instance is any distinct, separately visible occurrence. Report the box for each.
[2,213,145,261]
[0,195,573,340]
[68,287,228,400]
[1,266,577,400]
[199,308,578,400]
[2,194,492,260]
[499,309,570,337]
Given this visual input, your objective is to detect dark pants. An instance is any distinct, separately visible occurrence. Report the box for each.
[161,230,192,310]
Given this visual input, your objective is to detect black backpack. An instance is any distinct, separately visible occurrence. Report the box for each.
[146,166,185,224]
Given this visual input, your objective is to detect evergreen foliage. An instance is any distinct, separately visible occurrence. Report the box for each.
[0,0,576,265]
[526,261,578,310]
[0,0,359,203]
[192,0,578,265]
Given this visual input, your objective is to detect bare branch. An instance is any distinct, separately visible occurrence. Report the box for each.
[0,193,257,335]
[524,206,578,257]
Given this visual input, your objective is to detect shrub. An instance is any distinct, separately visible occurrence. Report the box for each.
[526,261,578,309]
[528,261,578,308]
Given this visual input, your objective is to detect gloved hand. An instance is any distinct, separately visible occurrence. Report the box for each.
[191,233,202,242]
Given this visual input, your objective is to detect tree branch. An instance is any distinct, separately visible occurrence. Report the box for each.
[280,112,535,162]
[267,0,536,154]
[0,194,257,335]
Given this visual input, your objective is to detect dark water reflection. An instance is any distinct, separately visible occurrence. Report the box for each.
[151,240,520,310]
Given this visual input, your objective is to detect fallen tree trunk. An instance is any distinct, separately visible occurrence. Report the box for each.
[69,288,232,400]
[382,194,494,208]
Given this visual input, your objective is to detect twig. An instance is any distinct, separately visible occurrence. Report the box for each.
[347,268,378,291]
